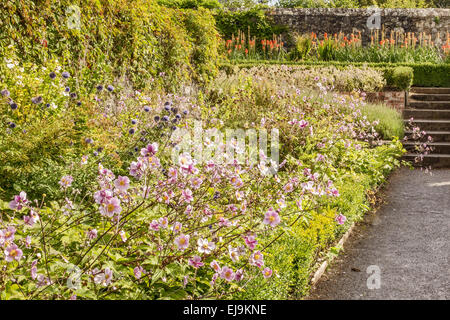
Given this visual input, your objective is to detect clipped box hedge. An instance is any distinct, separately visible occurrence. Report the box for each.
[220,60,450,89]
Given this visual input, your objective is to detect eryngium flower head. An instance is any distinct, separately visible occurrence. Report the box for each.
[31,96,43,104]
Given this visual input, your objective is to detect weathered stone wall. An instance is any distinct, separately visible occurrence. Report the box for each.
[267,8,450,45]
[366,91,406,111]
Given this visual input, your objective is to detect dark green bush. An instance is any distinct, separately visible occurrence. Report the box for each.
[214,7,288,40]
[410,63,450,87]
[388,66,414,91]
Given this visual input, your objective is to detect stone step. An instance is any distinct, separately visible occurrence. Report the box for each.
[407,101,450,109]
[408,93,450,101]
[410,87,450,94]
[402,153,450,168]
[403,109,450,120]
[402,141,450,154]
[405,119,450,131]
[404,130,450,143]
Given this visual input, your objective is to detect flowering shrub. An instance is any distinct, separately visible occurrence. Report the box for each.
[213,64,385,95]
[0,52,86,200]
[1,43,406,299]
[1,133,346,299]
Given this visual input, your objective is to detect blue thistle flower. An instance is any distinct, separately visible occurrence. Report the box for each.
[154,116,160,122]
[49,72,56,79]
[96,85,103,91]
[31,96,43,104]
[129,128,135,134]
[107,85,114,92]
[61,71,70,79]
[10,102,18,110]
[1,89,10,97]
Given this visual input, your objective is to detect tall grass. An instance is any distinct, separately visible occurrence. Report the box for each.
[360,102,404,139]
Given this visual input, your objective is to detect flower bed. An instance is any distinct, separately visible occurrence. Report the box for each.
[0,2,411,300]
[0,51,406,299]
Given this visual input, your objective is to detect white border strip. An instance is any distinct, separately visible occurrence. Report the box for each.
[310,221,356,286]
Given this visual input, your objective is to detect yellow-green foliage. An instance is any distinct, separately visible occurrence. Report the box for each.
[0,0,220,90]
[234,169,390,300]
[236,206,339,299]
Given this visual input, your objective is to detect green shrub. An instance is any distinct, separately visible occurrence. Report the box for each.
[410,63,450,87]
[389,66,414,91]
[214,7,288,41]
[0,0,221,91]
[183,8,221,83]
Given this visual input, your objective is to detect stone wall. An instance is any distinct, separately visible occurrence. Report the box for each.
[366,91,406,111]
[267,8,450,45]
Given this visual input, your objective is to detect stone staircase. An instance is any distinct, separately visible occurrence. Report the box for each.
[403,87,450,168]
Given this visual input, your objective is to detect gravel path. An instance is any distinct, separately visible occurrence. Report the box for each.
[307,167,450,300]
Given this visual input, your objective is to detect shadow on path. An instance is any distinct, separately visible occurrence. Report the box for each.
[307,167,450,300]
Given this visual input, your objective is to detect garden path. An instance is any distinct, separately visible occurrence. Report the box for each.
[307,167,450,300]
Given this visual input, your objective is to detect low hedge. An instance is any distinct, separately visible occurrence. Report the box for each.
[385,66,414,91]
[220,60,450,89]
